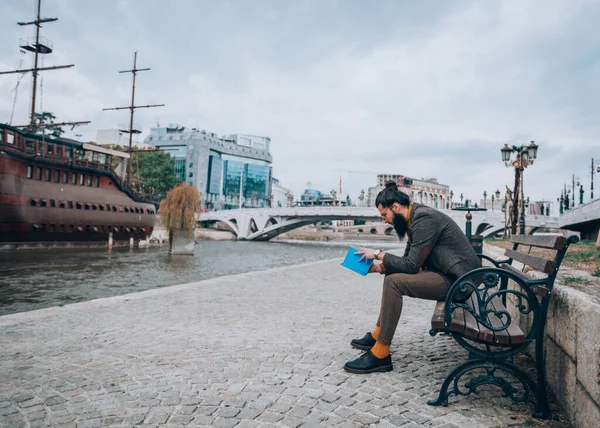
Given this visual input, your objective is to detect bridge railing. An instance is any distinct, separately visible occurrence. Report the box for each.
[559,198,600,228]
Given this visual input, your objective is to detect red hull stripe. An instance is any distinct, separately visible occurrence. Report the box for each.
[0,194,30,205]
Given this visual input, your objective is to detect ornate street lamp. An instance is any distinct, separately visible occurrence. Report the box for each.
[460,193,463,205]
[483,191,487,209]
[491,194,495,212]
[449,190,454,208]
[500,141,539,235]
[527,141,539,160]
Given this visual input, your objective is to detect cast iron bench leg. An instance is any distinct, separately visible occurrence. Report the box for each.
[429,357,548,418]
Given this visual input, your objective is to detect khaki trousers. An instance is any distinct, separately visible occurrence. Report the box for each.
[376,271,448,345]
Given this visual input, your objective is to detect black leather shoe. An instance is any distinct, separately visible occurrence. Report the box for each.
[351,332,376,350]
[344,351,393,374]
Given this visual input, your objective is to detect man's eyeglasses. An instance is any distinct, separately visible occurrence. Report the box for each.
[380,208,389,220]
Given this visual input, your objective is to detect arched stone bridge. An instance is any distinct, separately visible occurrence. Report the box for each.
[198,207,559,241]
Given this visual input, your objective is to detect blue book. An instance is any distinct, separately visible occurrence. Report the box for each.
[341,247,374,276]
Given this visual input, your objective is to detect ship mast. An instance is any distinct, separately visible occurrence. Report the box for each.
[103,51,164,187]
[0,0,89,131]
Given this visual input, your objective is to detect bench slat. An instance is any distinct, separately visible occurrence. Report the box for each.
[450,304,466,335]
[500,263,549,298]
[431,293,526,346]
[504,249,556,274]
[431,301,445,331]
[489,295,526,344]
[462,298,482,340]
[510,235,566,250]
[484,295,512,345]
[467,294,494,343]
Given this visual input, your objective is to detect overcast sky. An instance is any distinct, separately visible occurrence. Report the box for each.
[1,0,599,205]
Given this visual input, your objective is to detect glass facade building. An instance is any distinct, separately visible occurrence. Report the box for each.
[146,125,273,209]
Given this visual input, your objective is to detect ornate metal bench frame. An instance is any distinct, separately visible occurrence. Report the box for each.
[428,235,579,419]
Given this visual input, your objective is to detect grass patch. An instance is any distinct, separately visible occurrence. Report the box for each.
[562,276,588,284]
[593,267,600,277]
[564,250,599,263]
[562,240,598,265]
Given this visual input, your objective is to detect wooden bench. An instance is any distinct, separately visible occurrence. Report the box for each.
[428,234,579,419]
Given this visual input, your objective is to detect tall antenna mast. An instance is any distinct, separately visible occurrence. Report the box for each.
[0,0,73,128]
[103,51,164,187]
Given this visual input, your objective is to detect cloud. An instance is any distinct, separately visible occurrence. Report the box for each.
[1,0,599,206]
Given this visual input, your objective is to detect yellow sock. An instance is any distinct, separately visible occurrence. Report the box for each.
[371,341,390,359]
[371,326,380,340]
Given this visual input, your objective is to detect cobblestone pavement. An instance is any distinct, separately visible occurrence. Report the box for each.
[0,259,570,427]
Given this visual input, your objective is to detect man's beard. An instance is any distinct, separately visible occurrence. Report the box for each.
[393,212,409,240]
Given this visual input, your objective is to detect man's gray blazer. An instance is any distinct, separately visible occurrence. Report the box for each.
[381,203,481,287]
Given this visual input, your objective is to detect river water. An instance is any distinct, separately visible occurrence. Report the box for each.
[0,240,405,316]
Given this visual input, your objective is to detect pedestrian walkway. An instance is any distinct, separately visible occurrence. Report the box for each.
[0,259,568,427]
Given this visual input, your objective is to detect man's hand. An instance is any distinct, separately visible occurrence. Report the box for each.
[355,248,376,262]
[368,263,384,274]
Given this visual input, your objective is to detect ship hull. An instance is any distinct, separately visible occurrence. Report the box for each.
[0,148,156,250]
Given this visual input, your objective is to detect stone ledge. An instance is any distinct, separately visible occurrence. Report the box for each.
[484,244,600,428]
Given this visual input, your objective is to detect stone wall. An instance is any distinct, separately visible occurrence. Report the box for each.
[485,245,600,427]
[169,229,195,255]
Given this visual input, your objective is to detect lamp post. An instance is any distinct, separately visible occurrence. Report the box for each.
[557,196,561,215]
[559,190,564,214]
[500,141,539,235]
[449,190,454,209]
[571,175,580,208]
[493,189,500,212]
[483,191,487,209]
[359,189,365,207]
[460,193,463,205]
[590,158,600,201]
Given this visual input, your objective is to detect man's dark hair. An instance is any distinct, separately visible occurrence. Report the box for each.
[375,180,411,208]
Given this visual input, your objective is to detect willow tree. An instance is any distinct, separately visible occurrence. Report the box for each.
[159,184,201,254]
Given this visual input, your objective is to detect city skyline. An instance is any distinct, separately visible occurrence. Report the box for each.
[1,0,599,203]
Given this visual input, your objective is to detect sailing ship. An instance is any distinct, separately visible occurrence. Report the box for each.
[0,0,157,249]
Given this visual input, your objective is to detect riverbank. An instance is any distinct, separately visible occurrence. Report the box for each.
[0,258,566,427]
[190,227,401,243]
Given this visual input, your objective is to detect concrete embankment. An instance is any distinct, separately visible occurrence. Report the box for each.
[485,245,600,428]
[0,258,564,427]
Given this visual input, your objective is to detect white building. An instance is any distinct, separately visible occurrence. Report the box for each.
[144,125,273,208]
[368,174,451,209]
[272,178,294,208]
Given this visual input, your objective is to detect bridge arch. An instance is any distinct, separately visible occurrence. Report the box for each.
[249,218,258,234]
[198,207,556,241]
[264,217,278,229]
